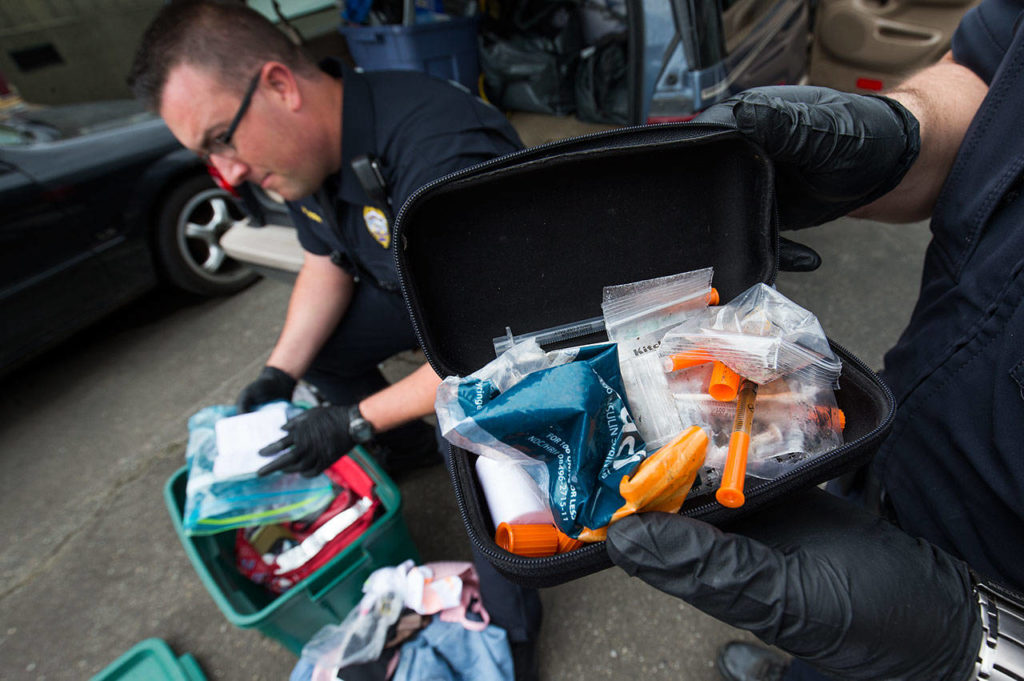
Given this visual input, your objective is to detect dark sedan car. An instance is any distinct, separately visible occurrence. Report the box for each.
[0,99,257,374]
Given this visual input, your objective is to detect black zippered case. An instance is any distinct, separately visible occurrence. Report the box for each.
[393,122,895,587]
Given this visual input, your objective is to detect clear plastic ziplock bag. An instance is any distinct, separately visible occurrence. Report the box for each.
[299,587,404,676]
[435,340,652,539]
[667,368,844,484]
[182,404,334,535]
[659,283,843,388]
[601,268,715,449]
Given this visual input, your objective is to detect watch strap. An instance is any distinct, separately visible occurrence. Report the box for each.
[974,581,1024,680]
[347,405,375,444]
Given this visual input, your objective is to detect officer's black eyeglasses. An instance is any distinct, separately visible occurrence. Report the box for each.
[200,69,262,163]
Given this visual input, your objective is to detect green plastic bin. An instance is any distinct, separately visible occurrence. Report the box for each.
[91,638,206,681]
[164,446,418,655]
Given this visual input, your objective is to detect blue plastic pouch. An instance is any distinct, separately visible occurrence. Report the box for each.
[182,404,335,535]
[438,342,650,538]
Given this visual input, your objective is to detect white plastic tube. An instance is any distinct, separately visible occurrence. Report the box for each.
[475,456,554,528]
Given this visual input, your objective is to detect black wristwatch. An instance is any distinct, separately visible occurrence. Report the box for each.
[347,405,375,444]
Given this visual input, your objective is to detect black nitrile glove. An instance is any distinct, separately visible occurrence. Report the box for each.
[236,366,297,414]
[696,86,921,229]
[606,488,981,681]
[257,405,353,477]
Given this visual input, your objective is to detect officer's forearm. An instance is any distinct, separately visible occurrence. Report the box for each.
[358,362,441,433]
[267,252,353,380]
[852,51,988,223]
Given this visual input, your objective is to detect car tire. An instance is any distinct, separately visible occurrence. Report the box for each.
[154,173,259,296]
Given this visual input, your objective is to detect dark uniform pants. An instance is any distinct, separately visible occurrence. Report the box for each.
[304,281,418,405]
[303,281,433,457]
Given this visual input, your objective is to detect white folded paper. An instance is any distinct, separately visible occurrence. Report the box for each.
[212,402,290,480]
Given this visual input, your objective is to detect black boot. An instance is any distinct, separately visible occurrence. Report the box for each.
[370,419,443,477]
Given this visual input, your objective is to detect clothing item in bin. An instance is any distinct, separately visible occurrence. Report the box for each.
[182,404,334,535]
[436,341,651,539]
[391,620,513,681]
[289,654,397,681]
[299,560,494,679]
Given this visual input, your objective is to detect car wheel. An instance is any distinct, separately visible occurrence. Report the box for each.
[155,173,259,296]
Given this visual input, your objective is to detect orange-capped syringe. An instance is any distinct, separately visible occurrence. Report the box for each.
[716,378,758,508]
[708,361,742,401]
[495,523,584,557]
[661,287,721,373]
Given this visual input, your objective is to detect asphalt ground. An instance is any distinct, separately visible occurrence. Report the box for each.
[0,113,932,680]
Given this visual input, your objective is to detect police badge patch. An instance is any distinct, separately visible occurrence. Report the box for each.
[363,206,390,248]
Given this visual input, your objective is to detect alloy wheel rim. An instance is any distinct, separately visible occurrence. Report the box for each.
[177,187,248,282]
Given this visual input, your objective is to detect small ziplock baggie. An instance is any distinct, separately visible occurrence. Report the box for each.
[182,404,334,535]
[394,121,895,587]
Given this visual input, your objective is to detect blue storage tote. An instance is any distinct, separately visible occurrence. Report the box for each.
[339,16,481,90]
[163,446,418,655]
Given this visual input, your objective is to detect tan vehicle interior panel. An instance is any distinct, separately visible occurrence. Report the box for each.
[810,0,979,93]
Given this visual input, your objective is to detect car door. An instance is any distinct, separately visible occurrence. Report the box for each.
[809,0,979,93]
[721,0,809,93]
[639,0,808,123]
[0,137,117,372]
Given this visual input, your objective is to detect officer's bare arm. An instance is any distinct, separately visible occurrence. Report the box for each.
[852,51,989,223]
[359,362,441,434]
[266,251,354,380]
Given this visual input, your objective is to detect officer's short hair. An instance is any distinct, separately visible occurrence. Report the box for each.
[128,0,319,112]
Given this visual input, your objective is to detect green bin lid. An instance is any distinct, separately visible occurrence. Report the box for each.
[91,639,206,681]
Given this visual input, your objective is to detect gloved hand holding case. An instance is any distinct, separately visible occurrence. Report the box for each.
[393,122,895,587]
[695,86,921,229]
[606,488,982,681]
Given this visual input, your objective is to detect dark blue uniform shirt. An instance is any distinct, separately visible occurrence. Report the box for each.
[872,0,1024,590]
[286,60,522,292]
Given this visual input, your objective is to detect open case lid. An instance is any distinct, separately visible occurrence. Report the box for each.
[394,123,778,376]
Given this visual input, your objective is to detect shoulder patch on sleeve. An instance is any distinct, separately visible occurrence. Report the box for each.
[301,206,324,223]
[363,206,390,248]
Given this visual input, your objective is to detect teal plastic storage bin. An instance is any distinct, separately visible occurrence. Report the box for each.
[91,638,205,681]
[164,446,418,655]
[339,16,481,90]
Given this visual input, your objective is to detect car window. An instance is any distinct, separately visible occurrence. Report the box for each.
[721,0,778,53]
[31,105,153,138]
[1,100,155,143]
